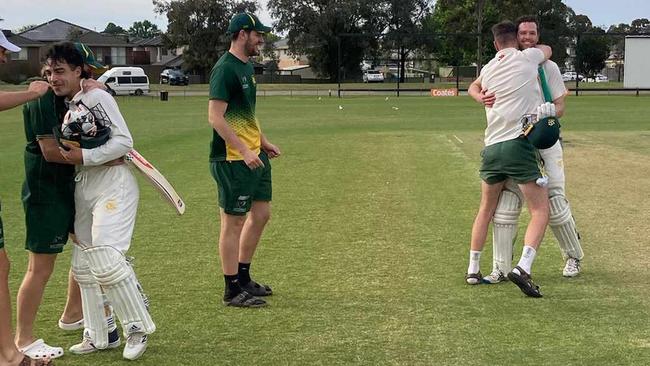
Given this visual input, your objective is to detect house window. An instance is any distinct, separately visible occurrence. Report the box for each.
[95,49,104,63]
[10,48,28,61]
[111,47,126,65]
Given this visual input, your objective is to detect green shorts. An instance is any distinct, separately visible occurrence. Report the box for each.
[210,151,272,216]
[23,199,74,254]
[479,137,542,184]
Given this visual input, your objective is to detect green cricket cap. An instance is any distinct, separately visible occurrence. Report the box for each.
[527,116,560,149]
[74,42,105,69]
[227,13,271,34]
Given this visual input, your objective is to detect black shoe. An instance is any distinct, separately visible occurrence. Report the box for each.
[223,291,267,308]
[507,266,542,298]
[240,280,273,296]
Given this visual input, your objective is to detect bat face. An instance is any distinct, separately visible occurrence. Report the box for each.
[126,150,185,215]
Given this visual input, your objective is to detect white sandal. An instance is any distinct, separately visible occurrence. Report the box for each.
[19,339,64,359]
[58,317,84,331]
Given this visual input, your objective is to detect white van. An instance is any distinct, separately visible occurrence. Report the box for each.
[97,67,150,96]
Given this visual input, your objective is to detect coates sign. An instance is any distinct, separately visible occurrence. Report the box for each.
[430,88,458,97]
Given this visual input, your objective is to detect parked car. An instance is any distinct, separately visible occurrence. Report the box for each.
[160,69,189,85]
[363,70,384,83]
[562,71,584,82]
[97,67,150,96]
[586,74,609,83]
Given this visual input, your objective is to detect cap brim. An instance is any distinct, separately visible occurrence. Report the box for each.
[256,25,272,33]
[0,41,21,53]
[87,61,106,69]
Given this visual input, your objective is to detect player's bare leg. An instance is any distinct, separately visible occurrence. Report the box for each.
[15,253,63,359]
[58,269,83,330]
[507,182,549,297]
[0,250,27,366]
[219,210,266,307]
[467,181,505,284]
[238,201,272,296]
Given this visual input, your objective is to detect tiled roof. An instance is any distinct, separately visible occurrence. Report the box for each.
[19,18,128,46]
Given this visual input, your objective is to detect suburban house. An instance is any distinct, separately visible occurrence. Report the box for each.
[1,30,43,83]
[1,19,188,83]
[1,19,132,82]
[264,38,317,79]
[132,35,182,66]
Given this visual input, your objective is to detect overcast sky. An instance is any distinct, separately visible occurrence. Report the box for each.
[0,0,647,33]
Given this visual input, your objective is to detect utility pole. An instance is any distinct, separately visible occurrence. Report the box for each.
[476,0,485,77]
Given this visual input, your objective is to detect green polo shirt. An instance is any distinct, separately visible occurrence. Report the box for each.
[209,51,261,162]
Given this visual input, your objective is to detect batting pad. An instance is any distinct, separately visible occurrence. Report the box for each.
[549,195,584,260]
[492,190,522,273]
[72,246,109,348]
[84,246,156,336]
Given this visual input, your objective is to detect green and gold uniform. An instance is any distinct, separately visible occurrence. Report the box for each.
[209,52,271,215]
[22,90,75,253]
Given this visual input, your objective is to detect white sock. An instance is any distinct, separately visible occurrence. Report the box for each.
[514,246,537,275]
[468,250,481,274]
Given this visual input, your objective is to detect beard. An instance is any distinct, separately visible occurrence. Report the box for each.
[245,41,260,57]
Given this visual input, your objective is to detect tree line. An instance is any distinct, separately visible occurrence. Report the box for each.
[151,0,649,81]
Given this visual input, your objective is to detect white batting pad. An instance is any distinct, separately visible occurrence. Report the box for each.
[72,245,109,349]
[492,189,522,273]
[549,195,583,260]
[84,245,156,336]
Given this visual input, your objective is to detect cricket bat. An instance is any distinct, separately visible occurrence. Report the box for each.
[125,149,186,215]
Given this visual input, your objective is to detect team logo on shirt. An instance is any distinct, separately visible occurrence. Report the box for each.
[242,76,249,89]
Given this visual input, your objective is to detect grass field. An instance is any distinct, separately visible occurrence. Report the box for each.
[1,94,650,365]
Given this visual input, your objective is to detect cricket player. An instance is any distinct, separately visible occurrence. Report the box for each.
[465,21,552,297]
[0,30,53,366]
[208,13,281,307]
[15,51,108,361]
[473,16,583,283]
[45,42,154,360]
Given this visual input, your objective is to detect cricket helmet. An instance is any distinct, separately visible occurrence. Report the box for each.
[527,116,560,149]
[61,101,111,149]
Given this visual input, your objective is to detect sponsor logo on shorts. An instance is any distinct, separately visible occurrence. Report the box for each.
[233,195,250,212]
[105,199,118,211]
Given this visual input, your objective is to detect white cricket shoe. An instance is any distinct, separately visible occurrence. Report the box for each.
[69,327,121,355]
[123,333,148,360]
[482,269,508,284]
[563,258,581,277]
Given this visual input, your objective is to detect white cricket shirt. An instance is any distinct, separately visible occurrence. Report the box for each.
[480,47,545,146]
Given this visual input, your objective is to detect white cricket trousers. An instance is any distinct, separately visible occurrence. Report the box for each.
[73,164,139,253]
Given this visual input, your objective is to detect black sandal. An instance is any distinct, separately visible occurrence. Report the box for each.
[465,272,483,285]
[223,291,267,308]
[507,266,543,298]
[240,280,273,296]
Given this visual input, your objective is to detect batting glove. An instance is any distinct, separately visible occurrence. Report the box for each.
[536,102,556,120]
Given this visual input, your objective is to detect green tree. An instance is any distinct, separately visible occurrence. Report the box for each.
[103,22,127,35]
[426,0,575,69]
[153,0,257,81]
[67,28,83,41]
[574,25,609,78]
[268,0,386,81]
[15,24,37,33]
[262,33,281,63]
[631,18,650,33]
[380,0,433,82]
[128,20,161,39]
